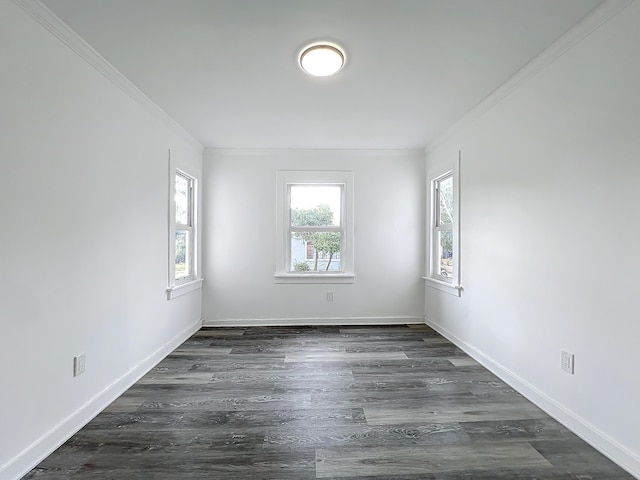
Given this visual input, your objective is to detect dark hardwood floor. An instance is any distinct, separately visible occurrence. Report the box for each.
[24,325,633,479]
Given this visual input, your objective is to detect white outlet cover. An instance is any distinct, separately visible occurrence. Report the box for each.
[561,351,574,374]
[74,354,86,377]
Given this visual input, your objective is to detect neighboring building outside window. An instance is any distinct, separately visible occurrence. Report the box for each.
[305,241,315,260]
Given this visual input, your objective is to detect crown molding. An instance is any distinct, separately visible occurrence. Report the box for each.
[203,147,426,155]
[12,0,204,153]
[425,0,634,154]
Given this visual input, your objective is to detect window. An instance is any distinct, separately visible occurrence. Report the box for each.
[166,157,200,300]
[173,170,196,286]
[433,173,453,282]
[275,171,354,283]
[426,154,461,296]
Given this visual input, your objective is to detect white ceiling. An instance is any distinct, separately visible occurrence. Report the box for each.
[42,0,604,149]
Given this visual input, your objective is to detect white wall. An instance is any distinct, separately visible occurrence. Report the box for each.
[202,149,424,325]
[0,3,203,478]
[425,2,640,476]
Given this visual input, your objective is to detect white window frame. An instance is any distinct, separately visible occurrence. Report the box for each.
[275,170,354,284]
[425,153,461,296]
[167,165,201,299]
[433,172,453,282]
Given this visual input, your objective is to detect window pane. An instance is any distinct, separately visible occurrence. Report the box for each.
[175,230,191,279]
[291,231,341,272]
[438,176,453,225]
[438,230,453,282]
[290,185,341,227]
[175,174,190,225]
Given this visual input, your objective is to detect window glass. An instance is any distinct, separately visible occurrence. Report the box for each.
[291,232,341,272]
[438,175,453,225]
[437,230,453,280]
[175,174,190,225]
[175,230,190,279]
[290,185,341,226]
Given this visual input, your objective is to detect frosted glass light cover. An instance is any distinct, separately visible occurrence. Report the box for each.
[299,44,345,76]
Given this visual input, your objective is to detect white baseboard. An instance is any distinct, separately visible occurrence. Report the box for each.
[0,318,201,480]
[203,315,424,328]
[424,317,640,478]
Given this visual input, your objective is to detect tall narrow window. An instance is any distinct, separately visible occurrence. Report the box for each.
[275,171,354,283]
[433,173,453,283]
[426,153,460,296]
[174,170,194,285]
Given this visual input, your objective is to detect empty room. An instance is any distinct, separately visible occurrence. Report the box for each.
[1,0,639,478]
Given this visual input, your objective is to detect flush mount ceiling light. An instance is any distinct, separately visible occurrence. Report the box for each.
[298,42,346,77]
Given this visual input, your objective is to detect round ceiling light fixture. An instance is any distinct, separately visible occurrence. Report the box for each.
[298,42,346,77]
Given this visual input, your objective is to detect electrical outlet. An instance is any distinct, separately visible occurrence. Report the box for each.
[326,291,334,302]
[74,354,86,377]
[561,350,574,374]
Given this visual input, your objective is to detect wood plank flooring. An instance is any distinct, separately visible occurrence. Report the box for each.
[23,325,633,479]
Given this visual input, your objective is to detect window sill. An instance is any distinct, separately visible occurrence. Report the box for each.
[166,278,203,300]
[274,273,355,284]
[422,276,462,297]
